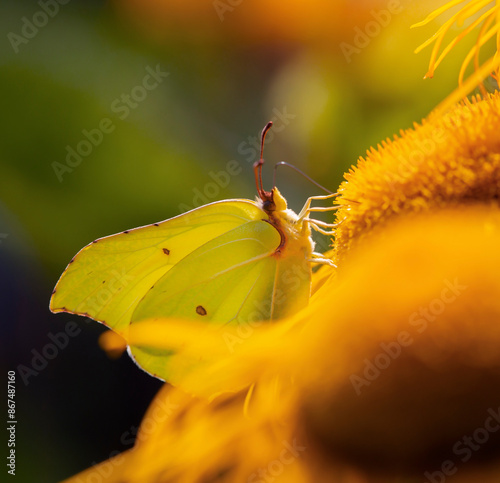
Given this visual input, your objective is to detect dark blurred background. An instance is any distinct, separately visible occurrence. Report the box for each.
[0,0,477,481]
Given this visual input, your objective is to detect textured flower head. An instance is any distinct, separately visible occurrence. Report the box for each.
[333,91,500,266]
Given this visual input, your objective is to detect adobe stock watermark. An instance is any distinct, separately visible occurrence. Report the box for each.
[213,0,243,22]
[350,278,467,395]
[178,106,296,213]
[424,406,500,483]
[52,64,170,183]
[73,395,179,483]
[340,0,403,64]
[7,0,71,54]
[247,439,306,483]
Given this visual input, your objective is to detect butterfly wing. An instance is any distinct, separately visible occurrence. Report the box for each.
[49,200,270,332]
[50,198,313,383]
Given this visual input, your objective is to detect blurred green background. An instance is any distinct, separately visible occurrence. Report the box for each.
[0,0,479,481]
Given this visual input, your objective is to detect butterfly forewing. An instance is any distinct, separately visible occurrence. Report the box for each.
[50,201,268,332]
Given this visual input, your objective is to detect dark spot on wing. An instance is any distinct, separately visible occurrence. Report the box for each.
[162,248,170,255]
[51,289,56,295]
[102,280,106,284]
[196,305,207,316]
[92,240,98,244]
[153,223,160,227]
[123,230,130,234]
[68,257,75,264]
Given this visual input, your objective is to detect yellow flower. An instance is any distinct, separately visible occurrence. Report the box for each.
[413,0,500,113]
[64,92,500,483]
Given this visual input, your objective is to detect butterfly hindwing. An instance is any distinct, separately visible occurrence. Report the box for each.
[127,219,315,381]
[128,219,284,380]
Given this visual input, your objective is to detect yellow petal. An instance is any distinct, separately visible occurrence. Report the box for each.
[98,330,127,359]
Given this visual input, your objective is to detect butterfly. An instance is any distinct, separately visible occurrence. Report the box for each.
[49,122,338,381]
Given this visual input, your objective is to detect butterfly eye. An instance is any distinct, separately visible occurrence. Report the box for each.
[263,200,276,212]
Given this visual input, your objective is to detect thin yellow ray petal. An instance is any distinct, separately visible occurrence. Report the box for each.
[414,14,460,55]
[422,2,484,75]
[458,19,499,85]
[414,2,487,54]
[432,8,495,72]
[455,0,493,26]
[415,0,496,78]
[434,55,500,114]
[411,0,468,28]
[425,17,457,76]
[98,330,127,358]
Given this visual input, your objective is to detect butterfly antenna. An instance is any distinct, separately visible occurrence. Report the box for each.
[253,121,273,200]
[273,161,335,195]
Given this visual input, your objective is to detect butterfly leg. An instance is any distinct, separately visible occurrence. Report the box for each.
[308,223,336,236]
[307,206,340,213]
[305,218,339,228]
[308,252,337,268]
[297,192,338,220]
[306,218,339,235]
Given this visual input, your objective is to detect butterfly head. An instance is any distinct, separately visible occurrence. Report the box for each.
[254,121,288,215]
[258,186,288,214]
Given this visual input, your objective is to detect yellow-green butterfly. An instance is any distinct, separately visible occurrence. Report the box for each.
[50,122,337,381]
